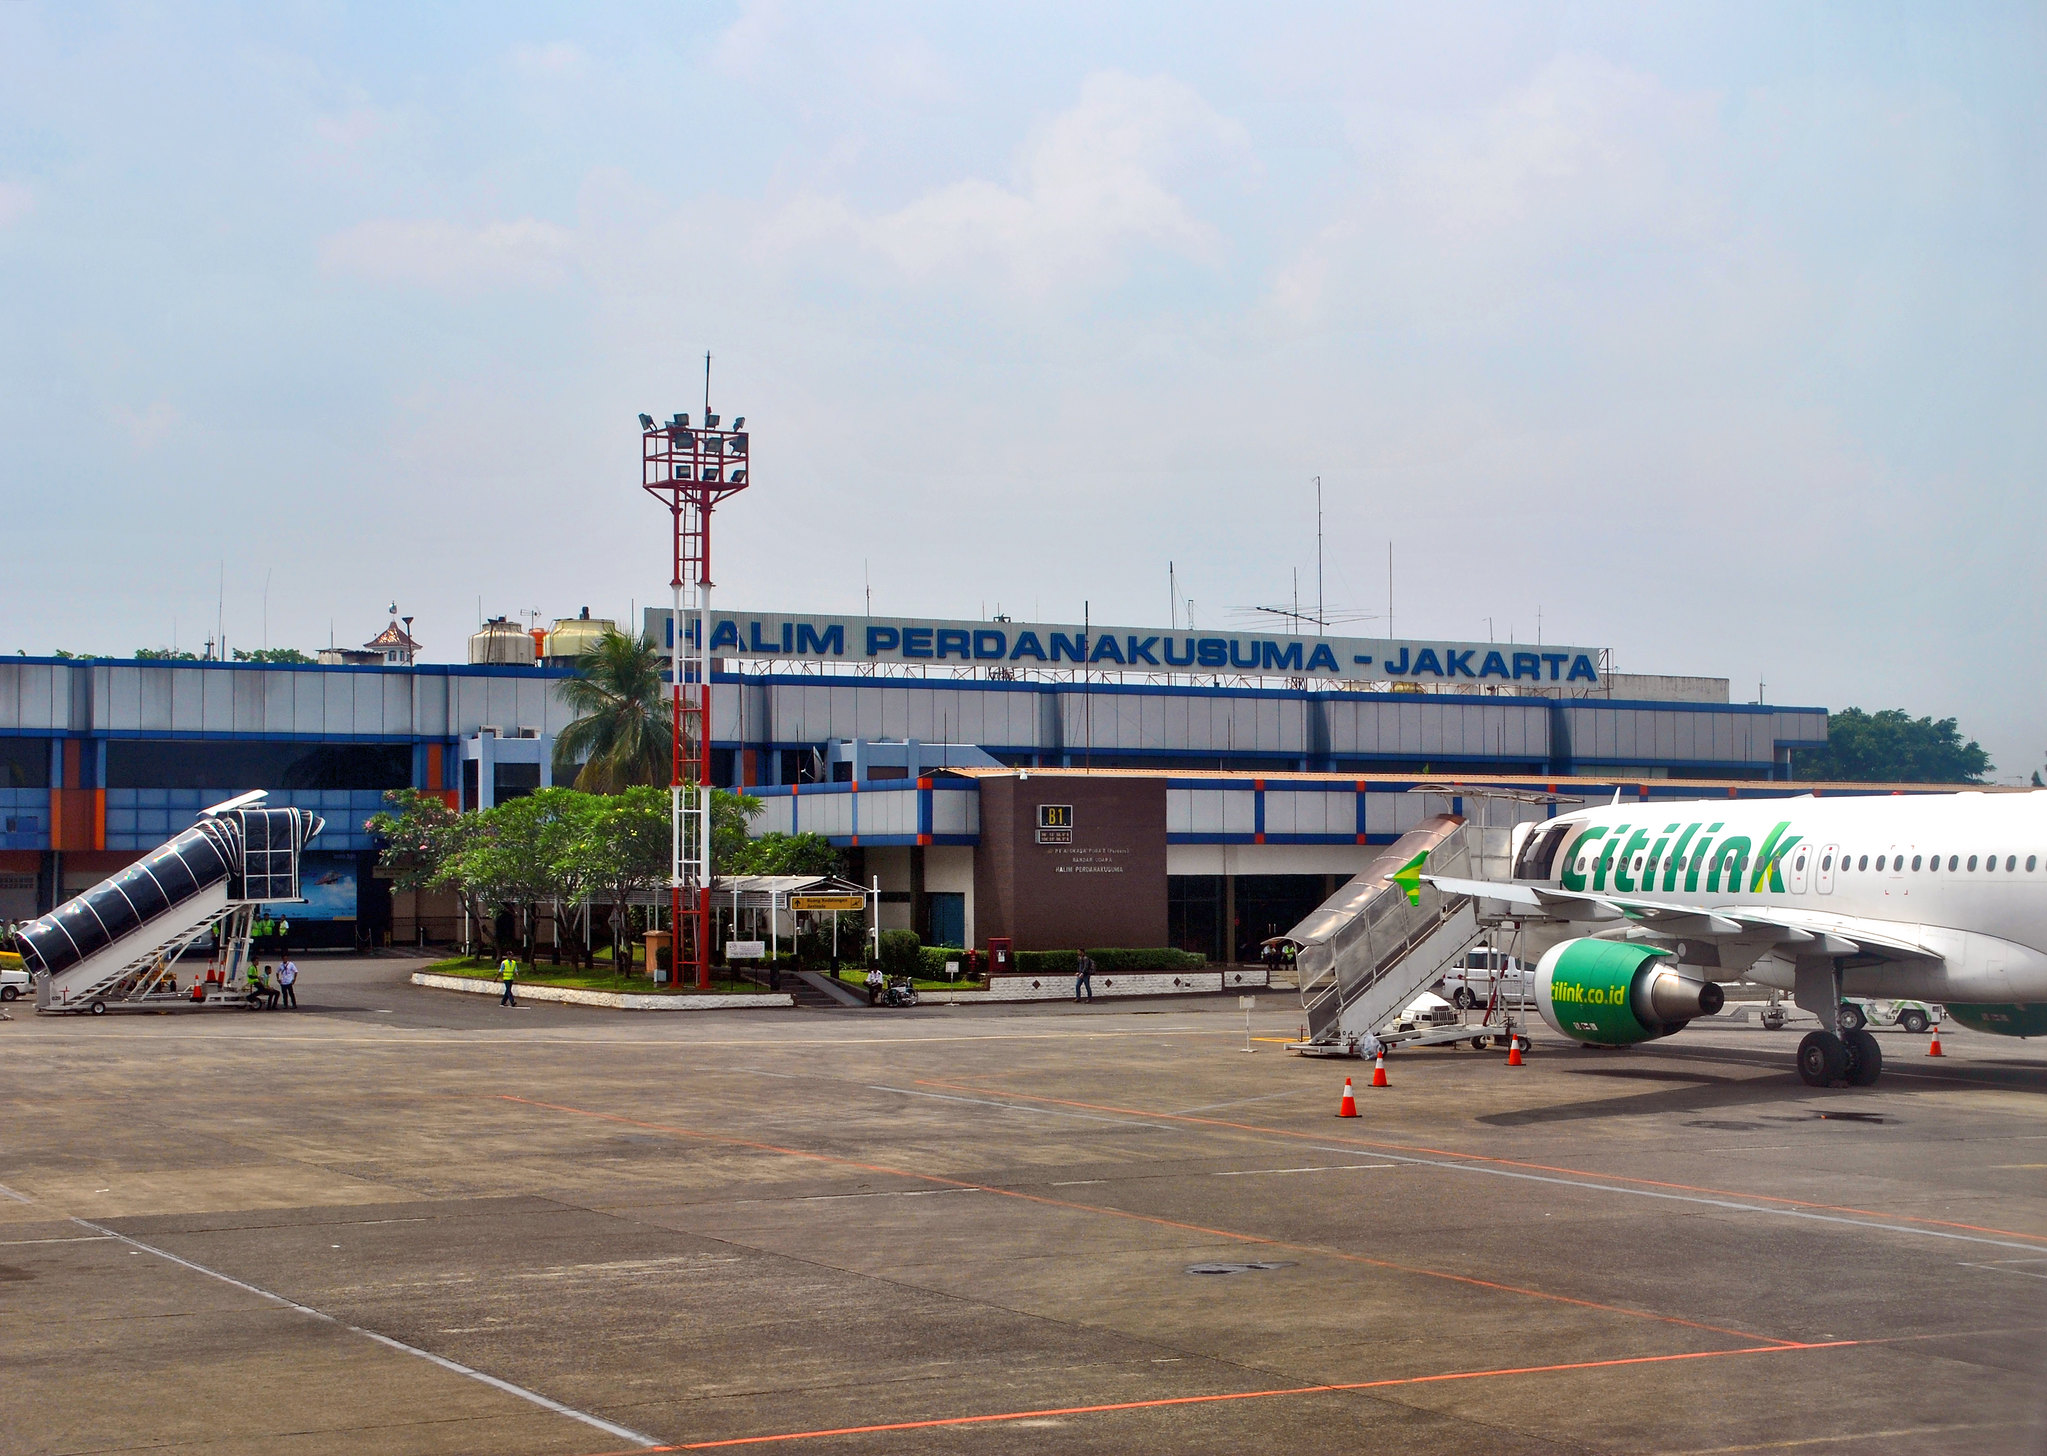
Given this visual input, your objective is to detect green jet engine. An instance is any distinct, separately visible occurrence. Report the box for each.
[1534,938,1725,1046]
[1943,1003,2047,1039]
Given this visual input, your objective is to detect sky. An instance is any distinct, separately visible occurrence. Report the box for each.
[1,3,2042,779]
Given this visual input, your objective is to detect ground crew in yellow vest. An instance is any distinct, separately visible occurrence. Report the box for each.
[498,955,518,1007]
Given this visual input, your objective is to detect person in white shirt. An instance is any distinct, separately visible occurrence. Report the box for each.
[277,957,299,1009]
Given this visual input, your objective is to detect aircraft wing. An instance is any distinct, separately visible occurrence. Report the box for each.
[1422,876,1940,963]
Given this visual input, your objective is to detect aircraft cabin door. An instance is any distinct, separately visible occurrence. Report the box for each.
[1815,843,1838,896]
[1787,844,1811,895]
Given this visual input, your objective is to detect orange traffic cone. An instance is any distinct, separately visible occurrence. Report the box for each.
[1507,1038,1524,1067]
[1927,1020,1944,1057]
[1370,1052,1389,1088]
[1337,1077,1358,1117]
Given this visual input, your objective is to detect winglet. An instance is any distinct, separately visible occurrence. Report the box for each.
[1390,851,1428,906]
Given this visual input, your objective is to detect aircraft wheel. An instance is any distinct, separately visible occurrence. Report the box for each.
[1899,1009,1929,1034]
[1837,1002,1867,1033]
[1797,1031,1846,1087]
[89,999,107,1016]
[1842,1029,1883,1087]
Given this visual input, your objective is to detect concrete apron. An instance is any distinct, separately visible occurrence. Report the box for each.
[409,971,793,1011]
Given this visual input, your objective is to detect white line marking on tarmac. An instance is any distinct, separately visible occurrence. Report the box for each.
[866,1084,1176,1131]
[1172,1090,1304,1114]
[1213,1164,1397,1177]
[928,1090,2047,1255]
[800,1188,985,1202]
[1957,1260,2047,1280]
[0,1182,34,1203]
[71,1219,663,1448]
[1262,1139,2047,1253]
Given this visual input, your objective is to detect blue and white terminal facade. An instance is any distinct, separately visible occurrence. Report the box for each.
[0,609,1830,953]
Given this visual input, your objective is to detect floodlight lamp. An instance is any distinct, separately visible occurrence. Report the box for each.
[638,413,655,431]
[733,416,745,429]
[672,412,690,428]
[731,469,746,484]
[705,412,720,428]
[672,464,691,481]
[703,466,722,483]
[729,433,748,454]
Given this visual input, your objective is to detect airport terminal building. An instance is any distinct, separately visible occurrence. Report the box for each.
[0,609,1830,953]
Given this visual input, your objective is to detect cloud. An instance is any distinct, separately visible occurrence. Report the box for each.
[1272,54,1728,326]
[507,41,590,80]
[712,1,950,103]
[0,181,35,229]
[769,71,1250,295]
[116,401,181,452]
[319,217,576,290]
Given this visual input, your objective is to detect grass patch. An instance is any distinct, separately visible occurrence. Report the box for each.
[422,956,769,996]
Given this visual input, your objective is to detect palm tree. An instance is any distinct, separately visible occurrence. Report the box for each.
[552,630,674,791]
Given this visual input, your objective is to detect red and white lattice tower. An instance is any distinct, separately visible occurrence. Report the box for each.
[641,406,750,991]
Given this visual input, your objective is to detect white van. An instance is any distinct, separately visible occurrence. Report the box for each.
[1437,946,1533,1010]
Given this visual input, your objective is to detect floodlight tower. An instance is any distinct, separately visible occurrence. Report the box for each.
[640,384,750,991]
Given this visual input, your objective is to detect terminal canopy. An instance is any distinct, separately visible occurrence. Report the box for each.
[711,874,868,911]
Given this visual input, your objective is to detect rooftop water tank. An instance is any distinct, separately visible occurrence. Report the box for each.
[543,607,617,666]
[468,617,536,666]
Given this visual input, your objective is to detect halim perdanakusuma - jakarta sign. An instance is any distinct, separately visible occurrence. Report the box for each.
[646,610,1601,687]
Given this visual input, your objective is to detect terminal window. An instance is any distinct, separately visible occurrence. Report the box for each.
[106,740,412,791]
[0,738,51,789]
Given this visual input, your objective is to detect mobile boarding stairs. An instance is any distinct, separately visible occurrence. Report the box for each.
[1288,815,1531,1057]
[20,791,323,1015]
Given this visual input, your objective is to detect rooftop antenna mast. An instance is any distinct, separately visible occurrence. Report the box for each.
[1315,477,1323,632]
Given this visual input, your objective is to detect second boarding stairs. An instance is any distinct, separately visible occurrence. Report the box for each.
[1290,815,1517,1056]
[19,792,323,1014]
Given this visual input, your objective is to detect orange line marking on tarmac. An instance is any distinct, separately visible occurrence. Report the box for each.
[913,1078,2047,1247]
[496,1095,1781,1345]
[574,1341,1858,1453]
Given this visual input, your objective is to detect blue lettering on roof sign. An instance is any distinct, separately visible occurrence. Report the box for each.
[663,610,1602,687]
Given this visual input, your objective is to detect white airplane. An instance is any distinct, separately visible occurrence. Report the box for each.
[1426,788,2047,1087]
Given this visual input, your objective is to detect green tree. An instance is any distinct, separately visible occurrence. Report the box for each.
[727,831,844,878]
[233,647,315,664]
[551,630,674,791]
[1792,708,1992,784]
[712,788,764,872]
[366,788,489,955]
[134,647,200,660]
[563,786,673,972]
[444,790,597,966]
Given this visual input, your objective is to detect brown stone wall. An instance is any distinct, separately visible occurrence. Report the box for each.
[974,776,1166,951]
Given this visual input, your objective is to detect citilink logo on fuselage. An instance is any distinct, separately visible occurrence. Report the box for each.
[1558,821,1801,898]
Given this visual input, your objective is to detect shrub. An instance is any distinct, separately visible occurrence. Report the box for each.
[918,945,970,979]
[877,928,922,978]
